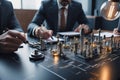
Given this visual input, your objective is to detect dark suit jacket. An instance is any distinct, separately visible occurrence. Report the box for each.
[118,18,120,32]
[0,0,22,35]
[28,0,89,36]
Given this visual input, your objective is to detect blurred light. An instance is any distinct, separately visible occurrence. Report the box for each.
[100,1,120,21]
[100,65,111,80]
[53,56,59,65]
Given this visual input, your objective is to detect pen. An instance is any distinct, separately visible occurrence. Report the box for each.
[16,33,29,44]
[51,36,54,40]
[2,27,9,33]
[24,40,30,44]
[2,27,29,44]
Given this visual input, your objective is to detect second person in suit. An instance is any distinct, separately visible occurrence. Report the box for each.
[28,0,92,39]
[0,0,26,53]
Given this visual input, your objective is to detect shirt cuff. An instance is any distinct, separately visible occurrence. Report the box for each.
[32,25,39,36]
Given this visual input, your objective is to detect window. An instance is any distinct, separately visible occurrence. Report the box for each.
[8,0,21,9]
[8,0,41,9]
[22,0,41,9]
[76,0,92,15]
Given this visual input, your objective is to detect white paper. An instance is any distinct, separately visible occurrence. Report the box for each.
[44,36,64,43]
[58,32,80,36]
[94,32,120,38]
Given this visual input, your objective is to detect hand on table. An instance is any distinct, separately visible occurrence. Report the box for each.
[74,24,91,34]
[0,30,26,53]
[113,28,120,35]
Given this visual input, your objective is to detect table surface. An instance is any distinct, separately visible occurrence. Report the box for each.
[0,31,120,80]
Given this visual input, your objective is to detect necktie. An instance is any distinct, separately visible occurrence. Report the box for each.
[60,7,66,31]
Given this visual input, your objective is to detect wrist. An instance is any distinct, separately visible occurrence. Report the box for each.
[34,27,39,38]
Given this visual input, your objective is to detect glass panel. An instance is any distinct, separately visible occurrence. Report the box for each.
[8,0,21,9]
[22,0,41,10]
[76,0,91,15]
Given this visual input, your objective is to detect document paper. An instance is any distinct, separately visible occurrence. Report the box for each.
[94,32,120,38]
[44,36,64,43]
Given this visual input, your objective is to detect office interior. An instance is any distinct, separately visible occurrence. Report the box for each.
[0,0,120,80]
[13,0,119,32]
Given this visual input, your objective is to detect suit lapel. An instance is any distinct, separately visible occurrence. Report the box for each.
[67,3,76,31]
[0,1,9,31]
[48,1,59,32]
[0,1,6,29]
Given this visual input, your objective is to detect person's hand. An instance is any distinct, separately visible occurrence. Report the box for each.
[113,28,120,35]
[74,24,90,34]
[0,30,26,53]
[35,26,53,39]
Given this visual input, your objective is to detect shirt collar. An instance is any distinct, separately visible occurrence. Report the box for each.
[57,0,69,10]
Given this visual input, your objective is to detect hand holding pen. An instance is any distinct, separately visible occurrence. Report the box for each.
[35,25,53,39]
[0,30,26,53]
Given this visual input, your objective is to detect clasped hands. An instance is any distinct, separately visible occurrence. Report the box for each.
[35,24,90,39]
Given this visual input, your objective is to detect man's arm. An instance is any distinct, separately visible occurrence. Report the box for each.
[7,1,23,32]
[74,2,92,34]
[27,1,46,37]
[0,30,26,53]
[77,3,88,25]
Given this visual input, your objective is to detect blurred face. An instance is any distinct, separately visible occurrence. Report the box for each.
[59,0,71,6]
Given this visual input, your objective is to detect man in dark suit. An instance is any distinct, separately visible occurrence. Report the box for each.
[28,0,91,39]
[0,0,26,53]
